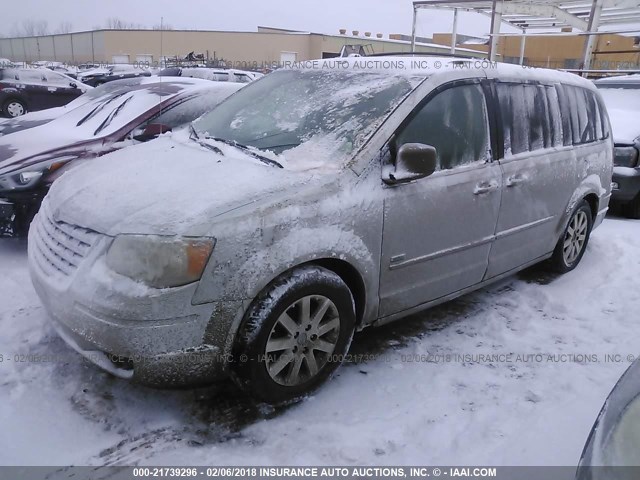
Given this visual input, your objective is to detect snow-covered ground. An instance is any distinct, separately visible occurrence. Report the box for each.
[0,214,638,466]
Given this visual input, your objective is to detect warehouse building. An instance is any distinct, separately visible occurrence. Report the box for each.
[0,26,486,67]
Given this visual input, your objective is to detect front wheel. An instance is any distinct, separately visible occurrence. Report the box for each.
[549,200,593,273]
[231,265,356,404]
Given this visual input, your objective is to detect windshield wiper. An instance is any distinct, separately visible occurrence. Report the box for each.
[204,136,284,169]
[189,125,224,156]
[262,143,301,150]
[189,124,200,141]
[93,95,133,135]
[76,92,127,127]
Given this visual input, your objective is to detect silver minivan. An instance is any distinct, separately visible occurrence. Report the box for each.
[28,57,613,403]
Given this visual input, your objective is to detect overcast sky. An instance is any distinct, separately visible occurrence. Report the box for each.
[0,0,510,39]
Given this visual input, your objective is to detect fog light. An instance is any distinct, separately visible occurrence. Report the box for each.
[611,182,619,190]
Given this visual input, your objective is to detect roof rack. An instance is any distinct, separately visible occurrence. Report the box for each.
[365,51,482,60]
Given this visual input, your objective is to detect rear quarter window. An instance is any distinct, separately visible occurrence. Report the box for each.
[556,84,574,146]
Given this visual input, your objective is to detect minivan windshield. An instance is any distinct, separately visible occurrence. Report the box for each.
[193,69,419,168]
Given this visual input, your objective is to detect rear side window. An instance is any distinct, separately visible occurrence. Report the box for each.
[556,85,574,146]
[556,84,603,145]
[544,86,563,147]
[44,71,72,87]
[396,83,490,171]
[17,70,47,84]
[497,83,561,156]
[596,95,611,140]
[588,91,604,140]
[0,69,20,81]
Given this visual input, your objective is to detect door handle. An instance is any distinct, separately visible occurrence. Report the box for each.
[506,174,527,187]
[473,180,499,195]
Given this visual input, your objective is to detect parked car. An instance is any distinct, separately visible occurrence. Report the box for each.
[158,67,263,83]
[28,57,613,404]
[0,67,90,118]
[78,64,152,87]
[0,77,194,138]
[0,78,242,235]
[594,75,640,218]
[577,357,640,477]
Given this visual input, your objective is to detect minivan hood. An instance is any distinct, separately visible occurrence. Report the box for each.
[46,133,317,236]
[607,109,640,145]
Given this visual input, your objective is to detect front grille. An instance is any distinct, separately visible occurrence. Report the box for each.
[30,201,100,278]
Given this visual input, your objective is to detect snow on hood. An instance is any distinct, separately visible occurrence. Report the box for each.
[597,87,640,144]
[607,108,640,144]
[46,131,319,236]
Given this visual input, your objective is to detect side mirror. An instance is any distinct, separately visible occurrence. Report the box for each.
[133,123,172,142]
[69,82,77,88]
[383,143,437,185]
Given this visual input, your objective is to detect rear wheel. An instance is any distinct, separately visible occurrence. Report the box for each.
[3,99,27,118]
[549,200,593,273]
[231,265,355,404]
[623,194,640,219]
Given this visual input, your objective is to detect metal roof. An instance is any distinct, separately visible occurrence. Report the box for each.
[413,0,640,30]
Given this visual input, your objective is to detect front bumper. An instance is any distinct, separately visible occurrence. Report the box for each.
[0,189,46,237]
[0,198,15,236]
[28,211,241,387]
[611,166,640,203]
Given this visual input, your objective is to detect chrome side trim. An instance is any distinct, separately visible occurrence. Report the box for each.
[389,215,555,271]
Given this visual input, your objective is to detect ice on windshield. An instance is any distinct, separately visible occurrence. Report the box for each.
[597,85,640,142]
[193,70,420,169]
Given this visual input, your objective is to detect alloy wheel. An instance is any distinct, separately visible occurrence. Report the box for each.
[563,210,588,266]
[265,295,341,386]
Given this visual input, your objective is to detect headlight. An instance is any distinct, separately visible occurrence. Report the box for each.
[105,235,215,289]
[1,158,72,190]
[614,146,639,168]
[18,171,43,185]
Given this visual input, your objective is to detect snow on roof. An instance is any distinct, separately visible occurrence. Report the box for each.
[294,55,593,88]
[594,74,640,85]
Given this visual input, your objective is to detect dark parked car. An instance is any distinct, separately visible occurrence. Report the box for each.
[0,77,242,236]
[0,77,173,138]
[0,68,90,118]
[78,64,151,87]
[595,75,640,218]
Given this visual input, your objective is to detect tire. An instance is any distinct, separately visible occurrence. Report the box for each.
[549,200,593,273]
[622,194,640,220]
[231,265,356,404]
[3,99,27,118]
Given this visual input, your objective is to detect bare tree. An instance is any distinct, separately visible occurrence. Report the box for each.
[105,17,142,29]
[12,19,49,37]
[55,21,73,34]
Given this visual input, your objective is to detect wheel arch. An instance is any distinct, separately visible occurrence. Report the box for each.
[562,174,606,234]
[304,258,367,327]
[583,192,599,221]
